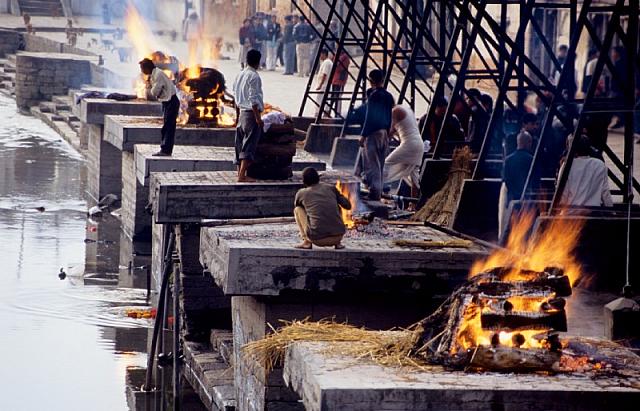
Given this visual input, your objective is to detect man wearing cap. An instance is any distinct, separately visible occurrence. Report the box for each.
[293,167,352,250]
[347,69,395,201]
[232,49,264,182]
[139,58,179,156]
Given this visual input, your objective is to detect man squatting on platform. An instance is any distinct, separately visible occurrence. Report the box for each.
[139,58,179,156]
[294,167,352,250]
[233,49,265,182]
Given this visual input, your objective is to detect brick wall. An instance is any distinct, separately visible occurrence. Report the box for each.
[86,124,123,203]
[15,52,92,109]
[0,29,21,58]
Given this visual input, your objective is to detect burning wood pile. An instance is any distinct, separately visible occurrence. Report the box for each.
[409,266,571,372]
[176,65,236,127]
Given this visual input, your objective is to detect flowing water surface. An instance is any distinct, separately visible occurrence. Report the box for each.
[0,94,149,410]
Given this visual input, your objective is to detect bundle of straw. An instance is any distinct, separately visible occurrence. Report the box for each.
[242,319,435,372]
[411,146,473,226]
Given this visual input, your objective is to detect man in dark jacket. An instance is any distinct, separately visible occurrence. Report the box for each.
[282,15,296,75]
[347,69,395,200]
[293,16,313,76]
[265,15,281,71]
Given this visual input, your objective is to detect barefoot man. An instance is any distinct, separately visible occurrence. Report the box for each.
[294,167,352,250]
[233,49,264,182]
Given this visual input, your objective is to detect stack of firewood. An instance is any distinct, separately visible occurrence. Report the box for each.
[248,122,299,180]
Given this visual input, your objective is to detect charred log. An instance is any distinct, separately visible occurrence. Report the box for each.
[468,346,561,372]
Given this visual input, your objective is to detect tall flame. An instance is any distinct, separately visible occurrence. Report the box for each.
[124,4,159,60]
[470,211,583,286]
[336,180,357,229]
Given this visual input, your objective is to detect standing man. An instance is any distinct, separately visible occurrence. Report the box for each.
[499,131,538,237]
[266,14,281,71]
[252,15,267,64]
[347,69,395,201]
[282,16,296,75]
[293,167,351,250]
[314,49,333,117]
[465,88,490,154]
[233,49,264,182]
[330,50,350,116]
[293,16,313,77]
[139,58,179,157]
[238,18,255,69]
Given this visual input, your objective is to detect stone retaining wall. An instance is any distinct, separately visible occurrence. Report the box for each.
[0,29,21,57]
[15,52,92,109]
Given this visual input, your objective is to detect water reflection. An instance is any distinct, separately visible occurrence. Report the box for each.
[0,95,148,410]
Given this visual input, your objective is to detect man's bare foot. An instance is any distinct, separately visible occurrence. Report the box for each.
[334,243,345,250]
[294,241,313,249]
[237,176,257,182]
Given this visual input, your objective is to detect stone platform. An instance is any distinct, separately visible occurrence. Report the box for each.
[104,115,235,152]
[122,144,326,240]
[82,102,162,202]
[79,98,162,126]
[150,170,355,224]
[101,115,236,235]
[200,222,488,296]
[284,341,640,411]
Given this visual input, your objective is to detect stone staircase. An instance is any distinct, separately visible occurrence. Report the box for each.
[183,329,237,411]
[30,93,83,152]
[18,0,64,16]
[0,54,16,98]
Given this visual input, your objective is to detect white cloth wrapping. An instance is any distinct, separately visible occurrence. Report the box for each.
[384,105,424,188]
[262,111,287,132]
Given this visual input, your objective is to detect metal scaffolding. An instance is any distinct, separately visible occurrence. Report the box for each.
[297,0,639,207]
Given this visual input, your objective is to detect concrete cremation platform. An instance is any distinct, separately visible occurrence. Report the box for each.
[81,101,163,202]
[104,115,235,152]
[150,170,355,224]
[123,144,326,240]
[200,222,488,296]
[284,342,640,411]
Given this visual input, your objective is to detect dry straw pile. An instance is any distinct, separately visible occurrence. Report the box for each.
[242,319,438,372]
[411,146,473,226]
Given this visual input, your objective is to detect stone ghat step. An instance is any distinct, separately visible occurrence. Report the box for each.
[183,341,237,411]
[210,329,234,367]
[30,106,82,152]
[135,144,327,185]
[149,170,357,223]
[285,341,640,411]
[200,221,489,296]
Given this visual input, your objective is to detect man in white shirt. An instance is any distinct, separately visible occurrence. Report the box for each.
[314,49,333,117]
[232,49,264,182]
[139,58,179,156]
[560,135,613,207]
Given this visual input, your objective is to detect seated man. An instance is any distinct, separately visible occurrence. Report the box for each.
[293,167,352,250]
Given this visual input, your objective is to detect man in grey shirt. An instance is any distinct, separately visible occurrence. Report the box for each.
[294,167,352,250]
[232,49,264,182]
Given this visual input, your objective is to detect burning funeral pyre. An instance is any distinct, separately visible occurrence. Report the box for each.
[408,212,584,372]
[126,5,236,128]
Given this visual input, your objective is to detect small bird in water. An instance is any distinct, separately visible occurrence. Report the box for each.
[34,207,45,212]
[58,268,66,280]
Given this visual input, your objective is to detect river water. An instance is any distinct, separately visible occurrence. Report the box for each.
[0,94,149,410]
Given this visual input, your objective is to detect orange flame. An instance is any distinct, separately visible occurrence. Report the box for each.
[452,211,584,353]
[470,211,583,286]
[336,180,357,229]
[124,4,159,60]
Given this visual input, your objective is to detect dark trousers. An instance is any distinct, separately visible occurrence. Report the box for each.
[161,94,179,154]
[235,110,262,164]
[357,129,388,201]
[331,84,345,115]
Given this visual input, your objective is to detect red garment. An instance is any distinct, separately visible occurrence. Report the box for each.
[331,53,350,86]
